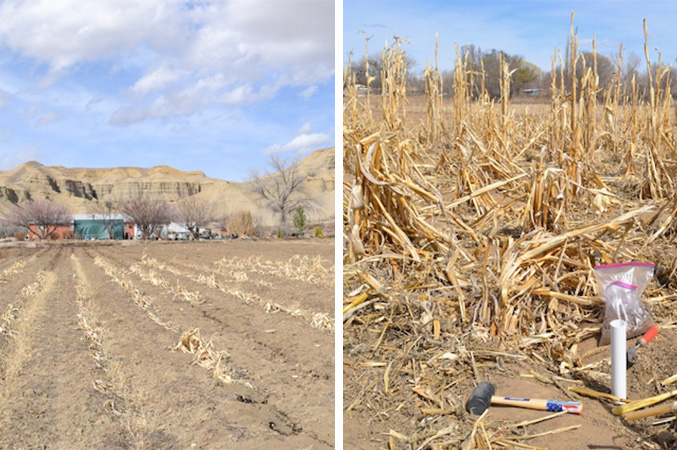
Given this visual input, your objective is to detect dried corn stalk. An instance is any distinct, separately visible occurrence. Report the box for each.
[172,328,253,389]
[0,260,27,284]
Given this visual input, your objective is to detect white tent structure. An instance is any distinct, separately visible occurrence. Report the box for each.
[134,222,190,240]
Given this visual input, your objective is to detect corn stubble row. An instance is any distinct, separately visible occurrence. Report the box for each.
[72,255,159,446]
[215,255,334,288]
[343,18,677,449]
[172,328,253,389]
[142,254,334,333]
[0,260,27,284]
[130,263,204,306]
[190,261,274,288]
[94,256,181,333]
[94,255,253,389]
[0,269,54,445]
[0,270,45,338]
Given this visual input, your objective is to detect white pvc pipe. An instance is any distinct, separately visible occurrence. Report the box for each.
[610,319,627,401]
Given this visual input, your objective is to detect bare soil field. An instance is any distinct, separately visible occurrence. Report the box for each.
[0,238,334,449]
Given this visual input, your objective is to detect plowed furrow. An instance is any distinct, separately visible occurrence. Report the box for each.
[90,246,334,447]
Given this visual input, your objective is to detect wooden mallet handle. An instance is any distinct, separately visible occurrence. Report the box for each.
[492,396,583,414]
[466,382,583,415]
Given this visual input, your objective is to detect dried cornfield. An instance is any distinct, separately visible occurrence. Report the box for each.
[344,19,677,450]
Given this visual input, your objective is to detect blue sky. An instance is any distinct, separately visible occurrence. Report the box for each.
[0,0,334,182]
[344,1,677,75]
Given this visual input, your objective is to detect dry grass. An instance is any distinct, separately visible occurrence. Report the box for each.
[344,18,677,449]
[229,210,255,236]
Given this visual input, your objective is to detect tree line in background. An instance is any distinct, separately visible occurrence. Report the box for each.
[346,40,677,101]
[0,195,216,240]
[0,155,320,240]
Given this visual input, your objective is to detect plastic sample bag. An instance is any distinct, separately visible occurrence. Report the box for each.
[595,262,655,345]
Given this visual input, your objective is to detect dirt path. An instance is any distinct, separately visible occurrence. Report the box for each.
[0,241,335,449]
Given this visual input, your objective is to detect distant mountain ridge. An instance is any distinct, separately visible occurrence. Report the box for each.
[0,148,335,227]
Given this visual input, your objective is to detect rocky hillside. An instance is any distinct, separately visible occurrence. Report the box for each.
[0,148,334,228]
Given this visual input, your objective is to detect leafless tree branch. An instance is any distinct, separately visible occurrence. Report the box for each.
[175,195,216,239]
[3,199,71,239]
[249,154,316,231]
[119,195,176,240]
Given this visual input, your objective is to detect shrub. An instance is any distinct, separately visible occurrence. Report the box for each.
[315,227,324,237]
[229,210,254,236]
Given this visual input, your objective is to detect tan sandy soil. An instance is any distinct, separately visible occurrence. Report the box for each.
[344,332,677,450]
[0,239,334,449]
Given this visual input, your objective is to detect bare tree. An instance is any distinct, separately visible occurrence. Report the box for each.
[455,45,544,98]
[614,51,643,88]
[3,199,71,239]
[349,53,417,91]
[250,154,314,232]
[175,195,216,239]
[119,195,176,240]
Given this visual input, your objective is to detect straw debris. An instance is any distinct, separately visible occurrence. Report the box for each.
[344,18,677,449]
[0,259,27,284]
[172,328,253,389]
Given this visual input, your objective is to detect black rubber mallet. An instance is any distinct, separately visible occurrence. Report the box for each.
[465,382,583,415]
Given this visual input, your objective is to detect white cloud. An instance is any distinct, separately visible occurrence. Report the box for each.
[84,95,104,111]
[109,92,202,126]
[0,1,334,125]
[0,147,44,170]
[297,123,313,135]
[132,66,185,95]
[0,0,179,74]
[299,85,318,99]
[219,85,252,106]
[225,0,334,82]
[264,133,331,155]
[25,104,41,119]
[35,112,60,127]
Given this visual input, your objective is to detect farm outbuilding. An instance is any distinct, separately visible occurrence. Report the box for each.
[27,224,72,240]
[74,219,123,240]
[72,214,134,240]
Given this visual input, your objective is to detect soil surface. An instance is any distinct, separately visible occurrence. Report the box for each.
[0,238,334,449]
[344,326,677,450]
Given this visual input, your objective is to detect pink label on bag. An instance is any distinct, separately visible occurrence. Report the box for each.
[595,262,655,269]
[609,281,637,290]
